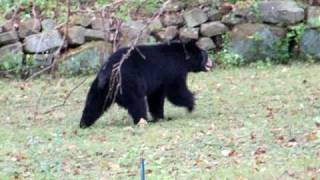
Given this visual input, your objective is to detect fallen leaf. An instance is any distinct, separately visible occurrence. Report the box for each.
[270,128,282,133]
[73,168,80,175]
[288,138,296,142]
[266,107,274,119]
[316,151,320,160]
[18,82,31,90]
[12,153,27,162]
[307,132,318,141]
[194,158,203,166]
[254,147,266,155]
[215,83,222,91]
[73,130,78,135]
[221,149,236,157]
[146,169,152,174]
[287,138,298,147]
[221,149,231,157]
[284,170,296,177]
[108,162,120,170]
[208,123,215,131]
[276,135,286,144]
[251,85,257,92]
[281,67,288,73]
[250,132,256,141]
[93,135,107,142]
[254,155,266,165]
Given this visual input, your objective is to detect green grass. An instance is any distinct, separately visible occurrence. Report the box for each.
[0,64,320,179]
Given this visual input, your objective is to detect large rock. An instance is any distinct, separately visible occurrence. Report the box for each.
[221,13,245,26]
[200,21,228,37]
[148,18,163,33]
[183,8,208,27]
[18,19,41,38]
[196,37,216,50]
[221,7,254,26]
[58,41,112,75]
[118,20,151,47]
[0,31,19,46]
[2,20,18,32]
[203,7,222,21]
[41,19,57,31]
[164,1,185,12]
[91,17,110,31]
[307,6,320,28]
[32,54,54,67]
[67,26,86,45]
[179,27,199,40]
[24,30,64,53]
[300,29,320,60]
[156,26,178,41]
[85,29,108,41]
[27,53,55,73]
[70,15,92,27]
[229,23,287,62]
[162,13,184,27]
[258,1,305,25]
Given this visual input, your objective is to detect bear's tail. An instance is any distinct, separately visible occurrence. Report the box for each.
[80,75,112,128]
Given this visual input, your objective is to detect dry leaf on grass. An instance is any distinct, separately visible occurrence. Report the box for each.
[221,149,237,157]
[306,132,318,141]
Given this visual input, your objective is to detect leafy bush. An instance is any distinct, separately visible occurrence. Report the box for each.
[213,49,245,67]
[275,23,306,63]
[0,53,23,74]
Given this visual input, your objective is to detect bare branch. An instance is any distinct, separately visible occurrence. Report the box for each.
[42,77,89,114]
[26,0,71,81]
[105,0,171,103]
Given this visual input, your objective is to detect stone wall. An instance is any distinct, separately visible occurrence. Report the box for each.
[1,0,320,76]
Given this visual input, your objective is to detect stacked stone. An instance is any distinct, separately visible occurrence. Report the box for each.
[153,2,226,51]
[1,0,320,76]
[0,15,113,74]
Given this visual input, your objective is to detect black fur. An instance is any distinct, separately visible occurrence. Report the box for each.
[80,40,211,128]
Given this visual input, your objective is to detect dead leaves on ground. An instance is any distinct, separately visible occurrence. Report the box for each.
[221,149,237,157]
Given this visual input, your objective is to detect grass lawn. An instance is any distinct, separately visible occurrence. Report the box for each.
[0,64,319,179]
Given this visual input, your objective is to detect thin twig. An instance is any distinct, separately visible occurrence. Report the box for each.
[42,77,89,114]
[105,0,171,103]
[32,0,72,115]
[33,86,44,120]
[26,0,71,81]
[113,19,122,52]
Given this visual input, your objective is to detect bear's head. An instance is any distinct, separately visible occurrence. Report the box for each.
[184,40,214,72]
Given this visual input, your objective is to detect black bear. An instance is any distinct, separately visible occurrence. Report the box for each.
[80,40,213,128]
